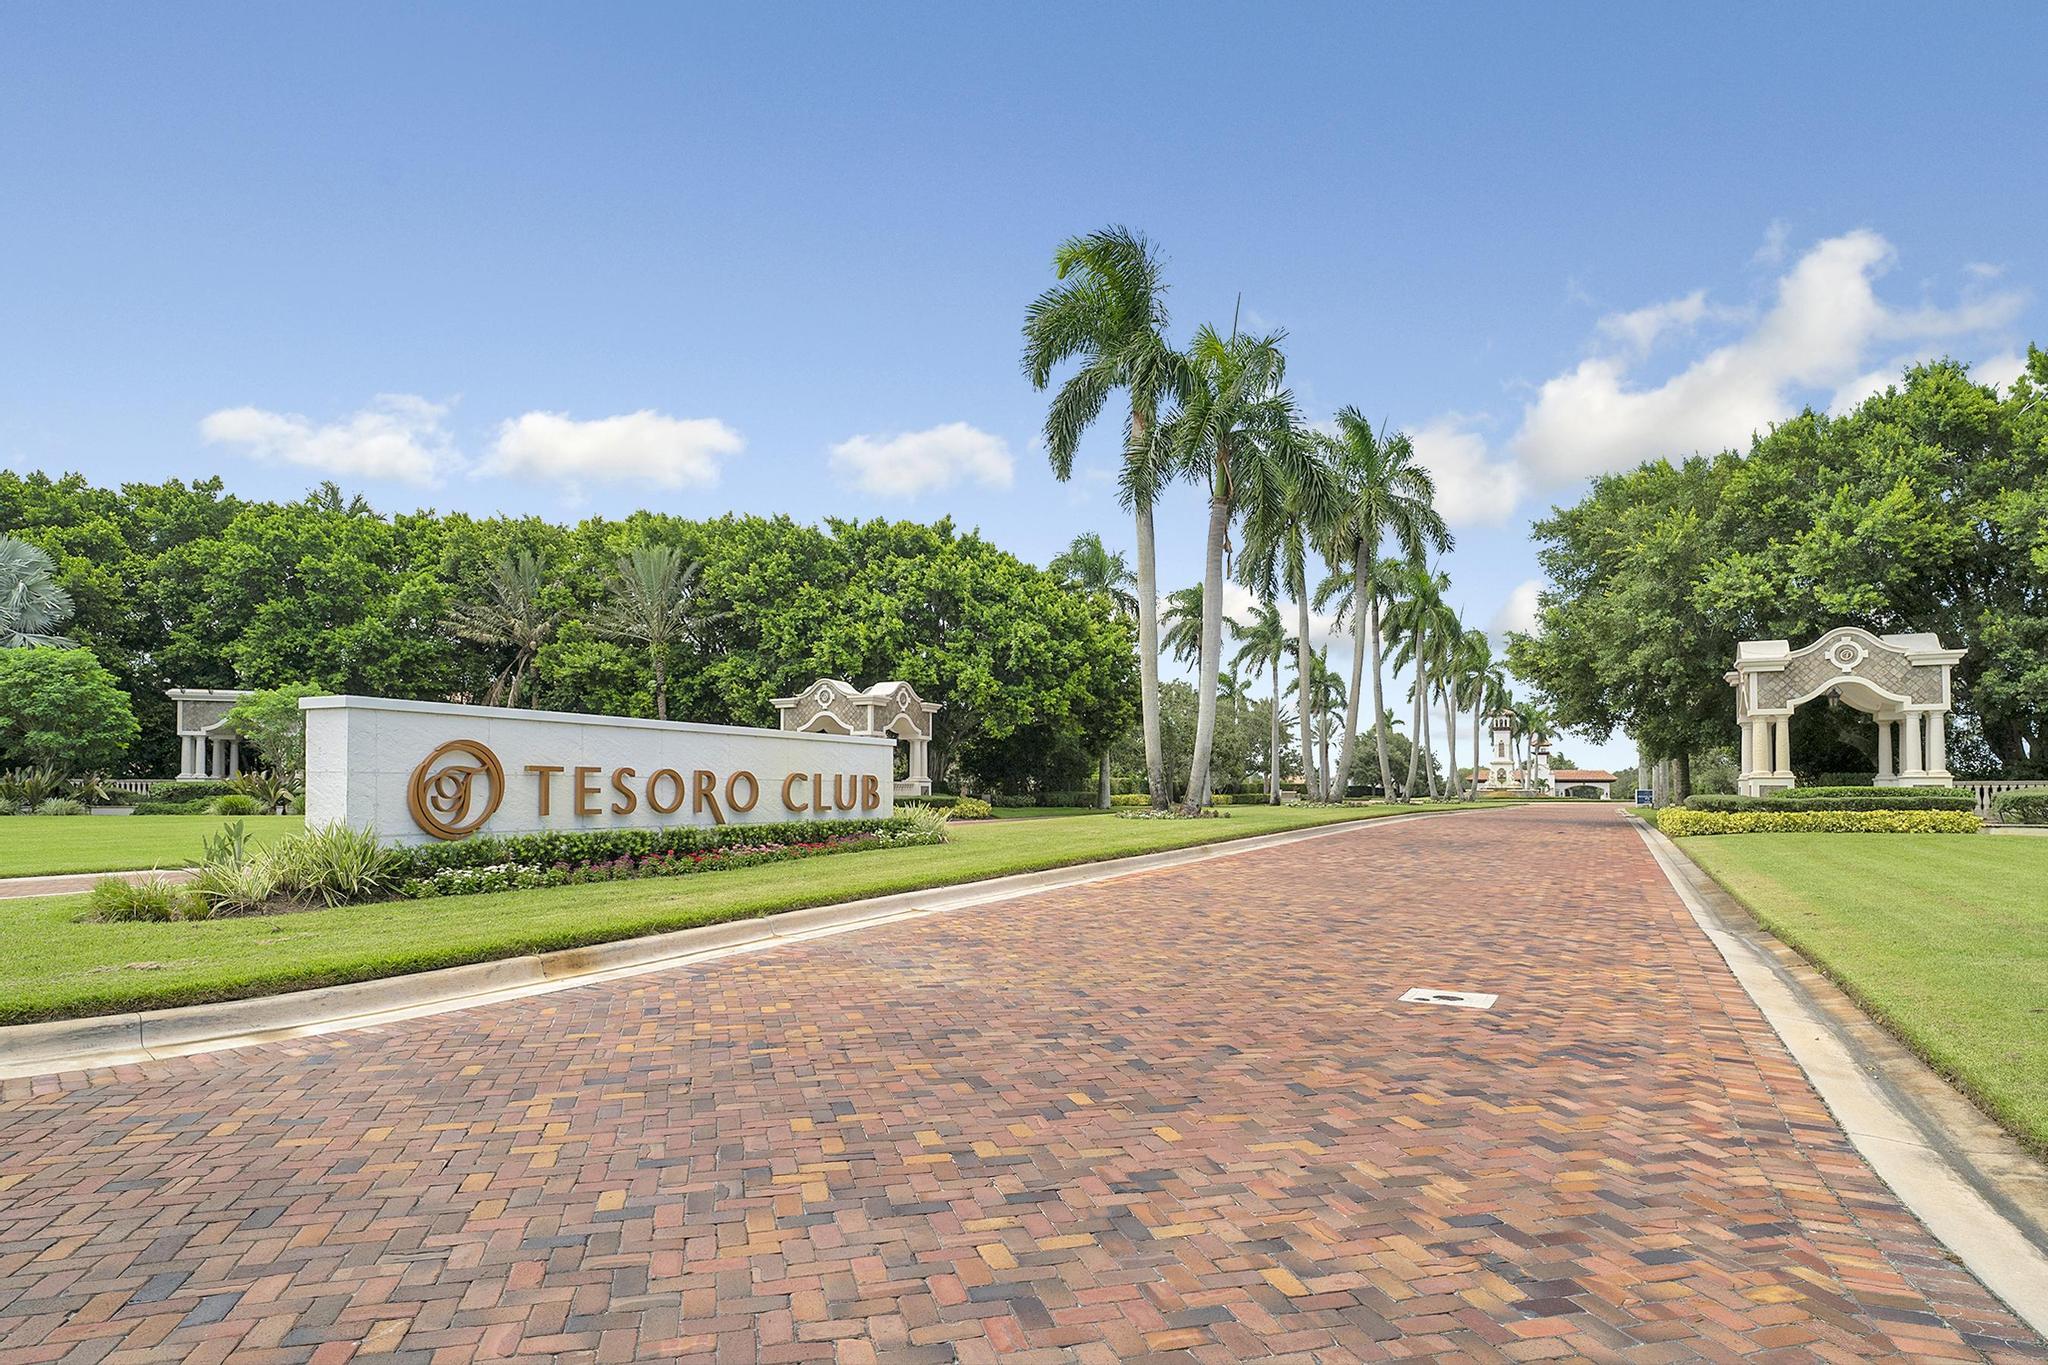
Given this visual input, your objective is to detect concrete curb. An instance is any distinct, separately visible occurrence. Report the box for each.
[0,807,1471,1081]
[1632,819,2048,1340]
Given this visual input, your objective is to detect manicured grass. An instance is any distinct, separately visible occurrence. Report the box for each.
[0,815,306,877]
[986,806,1112,819]
[0,802,1479,1025]
[1678,833,2048,1158]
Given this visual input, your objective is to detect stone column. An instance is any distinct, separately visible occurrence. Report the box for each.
[1738,721,1754,779]
[228,740,241,778]
[179,735,195,780]
[1772,718,1792,777]
[1927,713,1948,777]
[1901,711,1925,778]
[1876,715,1894,781]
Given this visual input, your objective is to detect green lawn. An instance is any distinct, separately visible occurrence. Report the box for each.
[0,802,1480,1025]
[987,805,1113,819]
[1678,833,2048,1158]
[0,815,307,878]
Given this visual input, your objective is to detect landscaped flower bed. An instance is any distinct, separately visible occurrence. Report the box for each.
[401,824,939,898]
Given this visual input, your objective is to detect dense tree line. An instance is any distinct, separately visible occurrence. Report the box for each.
[0,472,1136,790]
[1510,351,2048,784]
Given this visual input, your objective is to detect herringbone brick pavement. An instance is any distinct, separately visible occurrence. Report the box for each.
[0,805,2040,1362]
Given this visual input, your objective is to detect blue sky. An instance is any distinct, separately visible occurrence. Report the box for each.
[4,4,2042,771]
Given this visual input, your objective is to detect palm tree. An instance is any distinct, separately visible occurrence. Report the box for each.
[1292,645,1346,798]
[1510,699,1548,787]
[1050,532,1140,806]
[1229,599,1292,803]
[1314,413,1451,803]
[448,549,562,708]
[1457,634,1507,799]
[0,537,76,649]
[594,544,716,722]
[1240,417,1341,800]
[1024,227,1188,811]
[1383,562,1450,798]
[1161,583,1232,671]
[1162,325,1326,815]
[1048,532,1139,619]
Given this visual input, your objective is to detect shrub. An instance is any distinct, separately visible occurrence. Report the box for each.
[88,873,199,922]
[132,797,218,815]
[899,803,952,842]
[0,765,68,807]
[1812,772,1877,788]
[1787,784,1974,800]
[948,797,994,821]
[1684,791,1975,813]
[34,797,88,815]
[1039,790,1094,808]
[1109,793,1151,807]
[387,815,913,879]
[145,780,239,803]
[914,793,959,808]
[279,822,398,907]
[1656,808,1980,836]
[211,794,263,815]
[224,683,323,785]
[988,794,1035,808]
[232,770,295,813]
[1992,789,2048,825]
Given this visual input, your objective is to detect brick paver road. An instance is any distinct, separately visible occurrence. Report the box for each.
[2,805,2040,1363]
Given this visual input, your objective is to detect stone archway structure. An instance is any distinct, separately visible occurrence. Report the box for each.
[1726,628,1964,796]
[773,679,942,797]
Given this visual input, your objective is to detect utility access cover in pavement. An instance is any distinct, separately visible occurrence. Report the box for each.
[1400,987,1497,1009]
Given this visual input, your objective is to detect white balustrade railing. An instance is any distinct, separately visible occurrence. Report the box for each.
[1965,779,2048,819]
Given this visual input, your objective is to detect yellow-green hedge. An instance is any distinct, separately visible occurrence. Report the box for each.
[1109,793,1150,807]
[1657,807,1980,836]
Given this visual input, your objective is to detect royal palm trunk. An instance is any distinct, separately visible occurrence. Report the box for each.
[1133,482,1168,810]
[1183,495,1231,815]
[1335,549,1366,799]
[1292,563,1316,802]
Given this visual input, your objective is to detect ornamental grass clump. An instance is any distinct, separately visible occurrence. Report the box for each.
[87,872,202,922]
[1991,789,2048,825]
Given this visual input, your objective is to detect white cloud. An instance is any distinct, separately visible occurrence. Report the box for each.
[1510,230,2025,484]
[829,421,1014,498]
[1977,350,2029,392]
[200,394,456,486]
[484,410,741,490]
[1409,415,1526,528]
[1595,290,1722,356]
[1491,579,1543,643]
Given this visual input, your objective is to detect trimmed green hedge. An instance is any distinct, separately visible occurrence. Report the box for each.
[1992,789,2048,825]
[946,798,993,820]
[1658,808,1980,836]
[1686,791,1975,813]
[144,780,240,803]
[385,816,913,880]
[1786,784,1973,799]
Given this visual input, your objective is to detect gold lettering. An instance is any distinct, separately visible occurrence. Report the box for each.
[781,771,808,812]
[526,764,564,816]
[861,774,880,811]
[834,774,857,810]
[693,769,726,825]
[646,768,684,814]
[813,772,825,813]
[727,770,759,812]
[610,766,638,815]
[574,766,602,817]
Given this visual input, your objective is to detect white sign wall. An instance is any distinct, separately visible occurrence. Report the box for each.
[302,695,896,845]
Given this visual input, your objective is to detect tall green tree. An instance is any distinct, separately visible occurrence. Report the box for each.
[1024,227,1188,809]
[1314,413,1450,799]
[1383,562,1450,797]
[0,649,136,771]
[1163,325,1325,814]
[447,549,563,708]
[1239,419,1339,799]
[594,544,716,722]
[1230,599,1293,802]
[1049,531,1140,804]
[1161,583,1229,671]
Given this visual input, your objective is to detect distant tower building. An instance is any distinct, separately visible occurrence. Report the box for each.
[1530,732,1554,791]
[1488,711,1514,789]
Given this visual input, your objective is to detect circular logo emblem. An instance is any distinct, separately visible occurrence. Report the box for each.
[407,739,504,840]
